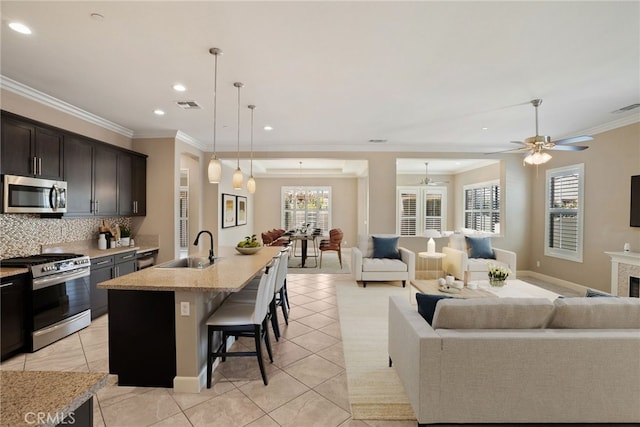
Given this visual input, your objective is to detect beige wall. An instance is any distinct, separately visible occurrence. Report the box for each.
[252,176,359,248]
[1,88,132,149]
[528,123,640,292]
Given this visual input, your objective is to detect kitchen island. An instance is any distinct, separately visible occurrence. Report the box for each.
[98,245,281,393]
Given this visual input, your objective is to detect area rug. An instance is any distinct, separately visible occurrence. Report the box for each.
[288,253,351,274]
[335,279,416,420]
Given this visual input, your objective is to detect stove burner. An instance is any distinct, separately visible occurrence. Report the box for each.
[1,253,84,267]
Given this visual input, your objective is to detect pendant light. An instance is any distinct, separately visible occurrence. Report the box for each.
[246,104,256,194]
[232,82,244,190]
[207,48,222,183]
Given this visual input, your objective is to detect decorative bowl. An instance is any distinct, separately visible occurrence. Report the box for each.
[235,246,262,255]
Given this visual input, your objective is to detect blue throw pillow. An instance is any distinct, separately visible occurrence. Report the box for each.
[372,236,401,259]
[415,293,455,325]
[585,288,615,297]
[465,236,496,259]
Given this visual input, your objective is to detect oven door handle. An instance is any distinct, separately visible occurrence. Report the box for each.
[32,269,90,290]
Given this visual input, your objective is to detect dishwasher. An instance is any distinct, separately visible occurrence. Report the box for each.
[136,250,158,270]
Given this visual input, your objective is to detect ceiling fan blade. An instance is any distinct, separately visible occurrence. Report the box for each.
[554,135,593,145]
[485,147,530,155]
[549,145,589,151]
[509,140,526,145]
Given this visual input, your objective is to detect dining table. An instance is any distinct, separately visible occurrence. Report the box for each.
[285,231,317,267]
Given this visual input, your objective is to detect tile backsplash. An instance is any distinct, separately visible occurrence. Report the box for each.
[0,214,132,259]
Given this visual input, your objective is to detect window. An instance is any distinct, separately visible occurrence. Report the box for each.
[463,181,501,233]
[282,187,331,233]
[545,164,584,262]
[397,187,446,236]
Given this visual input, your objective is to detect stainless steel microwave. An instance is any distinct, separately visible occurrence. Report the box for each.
[2,174,67,214]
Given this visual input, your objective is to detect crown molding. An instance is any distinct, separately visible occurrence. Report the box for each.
[132,130,207,152]
[1,75,134,138]
[570,114,640,139]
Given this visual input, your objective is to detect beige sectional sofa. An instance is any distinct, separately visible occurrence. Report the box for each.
[388,296,640,425]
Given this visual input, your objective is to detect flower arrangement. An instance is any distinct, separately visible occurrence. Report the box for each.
[487,263,510,286]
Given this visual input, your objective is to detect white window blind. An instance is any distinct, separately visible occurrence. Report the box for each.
[463,181,500,233]
[397,187,446,236]
[282,187,331,233]
[545,164,584,262]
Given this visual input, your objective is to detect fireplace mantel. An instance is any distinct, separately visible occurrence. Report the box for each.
[605,251,640,296]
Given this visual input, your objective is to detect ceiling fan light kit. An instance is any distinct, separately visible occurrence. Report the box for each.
[494,99,593,166]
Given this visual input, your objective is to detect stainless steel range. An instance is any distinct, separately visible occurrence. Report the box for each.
[2,253,91,351]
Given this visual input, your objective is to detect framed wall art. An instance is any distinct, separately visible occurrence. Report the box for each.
[222,193,236,228]
[236,196,247,226]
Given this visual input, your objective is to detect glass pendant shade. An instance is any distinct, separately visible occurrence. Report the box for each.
[247,176,256,194]
[207,157,222,183]
[233,168,243,190]
[524,151,552,165]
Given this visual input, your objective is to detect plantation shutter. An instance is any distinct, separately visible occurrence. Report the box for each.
[464,183,500,233]
[548,173,579,251]
[399,190,417,236]
[424,191,443,232]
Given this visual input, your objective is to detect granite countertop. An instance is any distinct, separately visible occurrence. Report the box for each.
[0,246,160,279]
[0,370,107,427]
[98,245,281,292]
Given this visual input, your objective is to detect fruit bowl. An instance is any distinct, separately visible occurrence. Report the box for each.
[235,246,262,255]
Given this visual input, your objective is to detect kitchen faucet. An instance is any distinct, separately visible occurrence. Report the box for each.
[193,230,215,262]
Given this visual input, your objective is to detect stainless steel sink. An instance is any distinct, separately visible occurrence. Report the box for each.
[157,257,219,269]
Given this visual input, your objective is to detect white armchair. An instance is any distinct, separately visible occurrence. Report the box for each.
[441,233,516,281]
[352,235,415,288]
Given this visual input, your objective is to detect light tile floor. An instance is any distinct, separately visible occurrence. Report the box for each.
[1,273,417,427]
[0,271,582,427]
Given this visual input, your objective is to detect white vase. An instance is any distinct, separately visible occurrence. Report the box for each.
[121,237,130,247]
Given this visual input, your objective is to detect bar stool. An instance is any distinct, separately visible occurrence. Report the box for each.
[205,255,280,387]
[228,247,290,341]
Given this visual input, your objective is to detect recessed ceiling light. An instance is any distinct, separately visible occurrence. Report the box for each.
[9,22,32,35]
[482,127,489,131]
[153,109,165,116]
[263,125,273,131]
[173,84,186,92]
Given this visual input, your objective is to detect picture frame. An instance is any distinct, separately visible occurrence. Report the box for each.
[222,193,236,228]
[236,196,247,226]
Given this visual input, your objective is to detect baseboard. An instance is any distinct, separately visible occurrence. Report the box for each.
[518,270,590,294]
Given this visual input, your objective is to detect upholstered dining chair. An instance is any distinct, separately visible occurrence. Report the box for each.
[319,228,343,268]
[205,255,280,387]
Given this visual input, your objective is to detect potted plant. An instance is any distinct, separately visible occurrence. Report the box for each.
[120,225,131,247]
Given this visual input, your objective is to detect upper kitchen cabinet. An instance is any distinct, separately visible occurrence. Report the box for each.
[117,152,147,216]
[93,144,119,216]
[63,136,94,215]
[1,113,63,180]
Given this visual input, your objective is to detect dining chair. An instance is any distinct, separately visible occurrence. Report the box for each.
[205,255,280,387]
[319,228,343,268]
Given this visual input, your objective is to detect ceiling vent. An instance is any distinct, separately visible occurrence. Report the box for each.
[611,103,640,114]
[368,139,388,143]
[176,101,201,110]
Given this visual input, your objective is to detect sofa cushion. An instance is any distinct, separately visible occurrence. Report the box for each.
[432,298,554,329]
[416,293,455,325]
[585,288,615,297]
[448,234,467,251]
[372,236,401,259]
[362,258,407,272]
[465,236,496,259]
[548,297,640,329]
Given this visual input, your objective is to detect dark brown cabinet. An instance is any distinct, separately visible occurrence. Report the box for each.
[64,136,94,215]
[90,256,114,319]
[93,145,118,216]
[117,153,146,216]
[1,115,63,180]
[3,111,147,218]
[1,274,28,361]
[89,251,137,319]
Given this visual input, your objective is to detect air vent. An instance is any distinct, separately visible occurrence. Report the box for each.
[611,103,640,114]
[176,101,201,110]
[368,139,388,143]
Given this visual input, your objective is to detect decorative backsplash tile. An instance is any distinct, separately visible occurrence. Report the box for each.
[0,214,132,259]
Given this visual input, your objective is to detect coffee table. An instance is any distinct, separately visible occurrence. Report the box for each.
[411,279,560,301]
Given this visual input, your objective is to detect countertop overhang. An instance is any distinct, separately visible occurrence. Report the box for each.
[97,246,281,292]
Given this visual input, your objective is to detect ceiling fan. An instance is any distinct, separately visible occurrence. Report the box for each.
[496,99,593,165]
[418,162,449,186]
